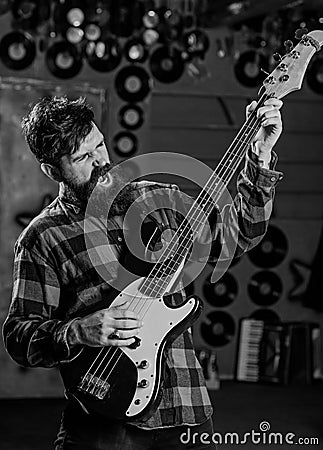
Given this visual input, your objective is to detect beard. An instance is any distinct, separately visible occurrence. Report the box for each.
[63,162,136,218]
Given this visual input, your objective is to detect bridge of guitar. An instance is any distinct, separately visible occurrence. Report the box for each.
[77,373,110,400]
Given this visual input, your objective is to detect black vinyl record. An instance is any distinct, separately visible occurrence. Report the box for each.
[46,41,82,79]
[113,131,138,157]
[248,224,288,268]
[234,50,268,88]
[250,308,280,323]
[0,31,36,70]
[248,271,283,306]
[118,104,144,130]
[149,46,184,83]
[87,38,122,73]
[124,38,148,63]
[307,56,323,95]
[203,272,238,307]
[200,311,236,347]
[115,65,151,102]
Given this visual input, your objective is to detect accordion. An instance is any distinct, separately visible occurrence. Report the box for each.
[235,318,322,384]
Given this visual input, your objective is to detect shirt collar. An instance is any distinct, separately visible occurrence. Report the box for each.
[58,182,84,214]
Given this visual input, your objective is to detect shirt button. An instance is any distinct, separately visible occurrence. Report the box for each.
[270,176,276,182]
[117,236,122,242]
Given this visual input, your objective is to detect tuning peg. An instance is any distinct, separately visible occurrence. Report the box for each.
[273,52,282,62]
[295,28,308,40]
[284,40,294,52]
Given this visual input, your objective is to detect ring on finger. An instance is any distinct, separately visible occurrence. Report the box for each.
[109,329,121,339]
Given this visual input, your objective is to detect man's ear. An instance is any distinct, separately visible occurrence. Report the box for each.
[40,163,63,182]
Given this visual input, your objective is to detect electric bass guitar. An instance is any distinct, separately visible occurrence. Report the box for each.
[60,30,323,421]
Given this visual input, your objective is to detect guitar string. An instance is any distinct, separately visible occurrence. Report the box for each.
[81,95,267,393]
[81,96,265,394]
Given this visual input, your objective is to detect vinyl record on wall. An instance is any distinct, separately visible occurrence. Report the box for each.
[307,56,323,95]
[86,38,122,72]
[46,41,82,78]
[149,46,184,83]
[124,38,148,63]
[234,50,269,88]
[118,104,144,130]
[0,31,36,70]
[250,308,280,323]
[200,311,236,347]
[248,224,288,268]
[248,271,283,306]
[113,131,138,157]
[115,65,151,102]
[203,272,238,307]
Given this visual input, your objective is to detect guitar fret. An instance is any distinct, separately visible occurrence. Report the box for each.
[234,137,251,145]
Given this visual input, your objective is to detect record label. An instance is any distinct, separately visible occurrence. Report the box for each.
[149,46,184,83]
[203,272,238,307]
[248,271,283,306]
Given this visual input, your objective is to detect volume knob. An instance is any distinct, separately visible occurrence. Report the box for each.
[138,379,149,388]
[139,359,149,369]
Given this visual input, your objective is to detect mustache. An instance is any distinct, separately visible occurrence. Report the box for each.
[90,163,113,185]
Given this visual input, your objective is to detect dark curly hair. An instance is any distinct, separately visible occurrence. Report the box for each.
[21,96,95,166]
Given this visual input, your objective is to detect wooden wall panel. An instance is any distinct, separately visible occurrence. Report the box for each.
[151,93,323,135]
[150,128,323,162]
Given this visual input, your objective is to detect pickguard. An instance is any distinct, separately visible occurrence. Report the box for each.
[110,277,198,417]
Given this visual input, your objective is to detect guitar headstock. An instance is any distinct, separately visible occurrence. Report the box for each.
[263,30,323,99]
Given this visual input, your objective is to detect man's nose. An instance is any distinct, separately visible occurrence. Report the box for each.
[93,150,109,167]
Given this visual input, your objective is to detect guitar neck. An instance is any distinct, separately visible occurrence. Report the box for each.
[140,93,268,298]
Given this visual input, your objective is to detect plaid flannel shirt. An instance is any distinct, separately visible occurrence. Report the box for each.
[3,151,282,429]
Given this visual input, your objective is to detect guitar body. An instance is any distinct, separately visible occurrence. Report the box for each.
[60,277,202,421]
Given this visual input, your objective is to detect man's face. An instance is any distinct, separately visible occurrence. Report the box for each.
[59,122,110,201]
[58,122,134,216]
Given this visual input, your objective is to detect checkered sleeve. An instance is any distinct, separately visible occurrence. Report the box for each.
[2,242,81,368]
[190,149,284,263]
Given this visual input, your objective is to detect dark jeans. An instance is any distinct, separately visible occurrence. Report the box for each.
[55,404,217,449]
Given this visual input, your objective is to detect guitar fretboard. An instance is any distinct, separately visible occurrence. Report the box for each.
[140,94,267,298]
